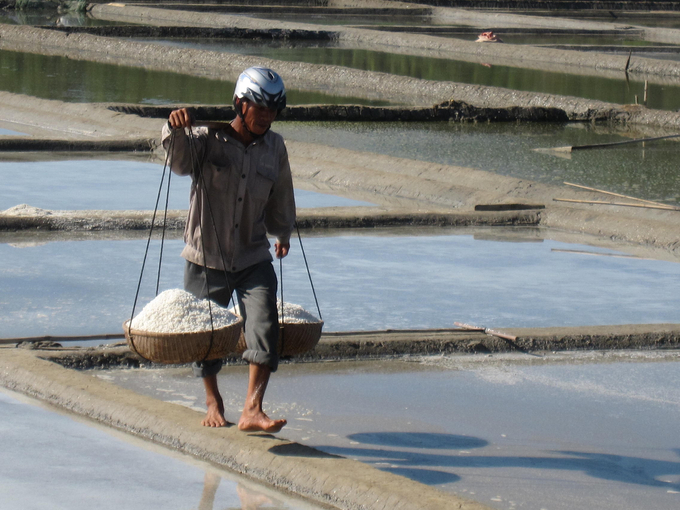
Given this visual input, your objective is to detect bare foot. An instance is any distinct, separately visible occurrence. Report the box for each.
[202,398,227,427]
[238,409,287,433]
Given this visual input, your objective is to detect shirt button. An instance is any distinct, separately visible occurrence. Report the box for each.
[238,197,243,202]
[234,224,239,229]
[241,174,246,179]
[231,266,236,271]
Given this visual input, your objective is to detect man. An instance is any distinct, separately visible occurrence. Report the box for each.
[161,67,295,432]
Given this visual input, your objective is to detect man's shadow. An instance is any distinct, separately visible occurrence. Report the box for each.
[315,432,680,490]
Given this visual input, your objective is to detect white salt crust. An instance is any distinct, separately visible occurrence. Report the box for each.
[131,288,240,333]
[231,300,320,324]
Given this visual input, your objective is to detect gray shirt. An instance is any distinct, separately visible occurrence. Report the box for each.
[162,124,296,272]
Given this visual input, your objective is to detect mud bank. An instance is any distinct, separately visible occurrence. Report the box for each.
[29,323,680,370]
[0,346,488,510]
[0,207,541,232]
[110,102,570,124]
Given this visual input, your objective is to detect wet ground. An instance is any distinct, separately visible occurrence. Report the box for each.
[100,350,680,510]
[0,386,322,510]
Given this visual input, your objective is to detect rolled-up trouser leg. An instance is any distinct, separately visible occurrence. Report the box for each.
[184,260,279,375]
[184,260,234,378]
[236,261,279,372]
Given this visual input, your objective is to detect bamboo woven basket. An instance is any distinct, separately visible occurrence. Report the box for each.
[123,317,244,364]
[235,320,324,357]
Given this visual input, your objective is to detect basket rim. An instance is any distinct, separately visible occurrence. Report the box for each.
[123,318,244,338]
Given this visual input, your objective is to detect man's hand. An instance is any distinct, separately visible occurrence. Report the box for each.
[168,108,193,129]
[274,242,290,259]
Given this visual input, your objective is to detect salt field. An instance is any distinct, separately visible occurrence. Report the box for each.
[102,351,680,510]
[1,229,678,338]
[2,4,680,510]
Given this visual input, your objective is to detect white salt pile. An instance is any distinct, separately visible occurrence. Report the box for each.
[230,300,320,324]
[2,204,52,216]
[278,300,321,324]
[130,288,240,333]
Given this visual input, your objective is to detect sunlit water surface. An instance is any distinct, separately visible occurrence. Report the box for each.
[0,158,372,211]
[1,229,678,338]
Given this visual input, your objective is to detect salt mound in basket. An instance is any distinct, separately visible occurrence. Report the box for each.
[234,300,323,357]
[123,289,243,364]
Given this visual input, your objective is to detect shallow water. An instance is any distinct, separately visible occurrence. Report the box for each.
[0,158,372,211]
[103,351,680,510]
[1,228,678,338]
[278,121,680,205]
[0,387,318,510]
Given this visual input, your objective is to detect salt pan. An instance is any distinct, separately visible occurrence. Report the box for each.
[130,288,240,333]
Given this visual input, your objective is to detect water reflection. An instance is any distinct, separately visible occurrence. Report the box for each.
[148,38,680,110]
[0,49,386,106]
[1,230,678,338]
[197,472,290,510]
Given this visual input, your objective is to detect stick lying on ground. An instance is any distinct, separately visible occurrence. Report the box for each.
[553,198,679,211]
[533,132,680,153]
[454,322,517,341]
[563,182,676,209]
[455,322,543,358]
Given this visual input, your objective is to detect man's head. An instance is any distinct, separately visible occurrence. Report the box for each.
[233,67,286,137]
[233,67,286,111]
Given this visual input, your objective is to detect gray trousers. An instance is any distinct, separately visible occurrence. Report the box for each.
[184,260,279,376]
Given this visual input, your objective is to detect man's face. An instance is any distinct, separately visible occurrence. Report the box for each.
[241,100,277,135]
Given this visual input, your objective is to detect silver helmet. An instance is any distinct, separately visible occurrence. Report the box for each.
[233,67,287,111]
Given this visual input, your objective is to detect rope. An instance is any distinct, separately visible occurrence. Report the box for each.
[188,128,217,362]
[279,256,286,355]
[187,127,238,362]
[295,222,323,321]
[127,130,176,361]
[156,157,173,295]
